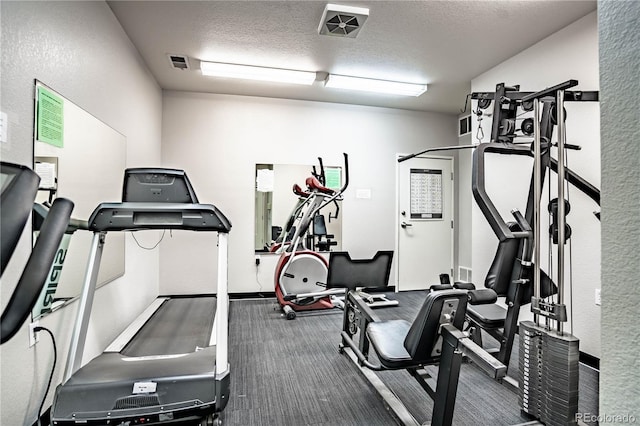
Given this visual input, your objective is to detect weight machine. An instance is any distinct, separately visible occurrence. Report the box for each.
[400,81,600,425]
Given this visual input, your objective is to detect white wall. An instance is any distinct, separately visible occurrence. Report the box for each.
[471,12,601,357]
[0,2,162,425]
[160,91,458,294]
[598,0,640,417]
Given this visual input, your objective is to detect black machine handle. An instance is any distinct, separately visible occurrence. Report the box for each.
[397,144,477,163]
[549,158,600,205]
[472,143,534,241]
[310,153,349,194]
[472,142,600,242]
[1,197,74,344]
[315,153,349,212]
[521,80,579,102]
[340,153,349,194]
[312,157,326,185]
[328,200,340,222]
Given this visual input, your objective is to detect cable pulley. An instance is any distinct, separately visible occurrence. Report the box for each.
[521,117,534,135]
[550,104,568,125]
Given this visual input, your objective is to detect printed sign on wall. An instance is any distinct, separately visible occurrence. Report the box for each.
[410,168,443,219]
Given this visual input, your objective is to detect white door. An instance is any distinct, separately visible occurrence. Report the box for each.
[397,155,454,291]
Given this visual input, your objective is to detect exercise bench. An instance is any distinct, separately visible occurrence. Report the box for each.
[326,251,506,426]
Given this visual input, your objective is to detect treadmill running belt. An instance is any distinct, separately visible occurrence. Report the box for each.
[122,297,216,357]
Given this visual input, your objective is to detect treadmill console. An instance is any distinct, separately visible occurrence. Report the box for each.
[90,167,231,233]
[122,168,199,203]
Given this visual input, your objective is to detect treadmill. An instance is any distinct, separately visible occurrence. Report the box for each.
[51,168,232,425]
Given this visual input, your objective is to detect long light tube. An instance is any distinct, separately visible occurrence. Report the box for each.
[325,74,427,96]
[201,61,316,85]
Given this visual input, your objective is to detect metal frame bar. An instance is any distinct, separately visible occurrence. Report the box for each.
[62,232,105,383]
[533,98,542,322]
[342,347,421,426]
[556,89,566,333]
[215,232,229,376]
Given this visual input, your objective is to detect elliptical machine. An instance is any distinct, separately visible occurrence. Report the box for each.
[274,154,349,319]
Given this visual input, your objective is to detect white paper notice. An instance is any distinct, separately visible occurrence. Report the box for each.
[256,169,274,192]
[35,162,56,189]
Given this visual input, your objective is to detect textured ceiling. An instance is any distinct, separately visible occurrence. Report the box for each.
[108,0,596,114]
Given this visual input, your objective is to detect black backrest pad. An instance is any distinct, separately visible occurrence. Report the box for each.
[1,162,40,276]
[326,251,393,290]
[484,222,521,295]
[518,267,557,304]
[484,222,557,304]
[403,290,467,361]
[313,214,327,236]
[122,168,199,203]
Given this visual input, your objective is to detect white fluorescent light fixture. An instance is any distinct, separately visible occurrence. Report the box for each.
[201,61,316,86]
[325,74,427,97]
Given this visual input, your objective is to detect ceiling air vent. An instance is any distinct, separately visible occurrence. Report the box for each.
[318,4,369,39]
[167,54,190,70]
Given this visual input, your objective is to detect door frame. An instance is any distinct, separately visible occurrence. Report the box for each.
[395,153,455,291]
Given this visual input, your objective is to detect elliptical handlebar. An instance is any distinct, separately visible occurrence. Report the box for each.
[312,157,326,185]
[315,153,349,209]
[340,153,349,194]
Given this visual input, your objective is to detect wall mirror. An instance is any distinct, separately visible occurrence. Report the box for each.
[32,80,126,320]
[255,163,343,253]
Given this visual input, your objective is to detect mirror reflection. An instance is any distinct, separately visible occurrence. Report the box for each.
[32,81,126,319]
[255,163,342,253]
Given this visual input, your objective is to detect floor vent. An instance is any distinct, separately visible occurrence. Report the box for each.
[168,54,190,70]
[318,4,369,38]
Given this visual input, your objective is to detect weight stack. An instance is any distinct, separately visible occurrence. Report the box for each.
[519,321,579,426]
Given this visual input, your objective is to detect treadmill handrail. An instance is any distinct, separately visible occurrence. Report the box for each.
[88,202,232,233]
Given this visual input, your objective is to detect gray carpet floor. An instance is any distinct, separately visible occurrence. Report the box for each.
[221,291,600,425]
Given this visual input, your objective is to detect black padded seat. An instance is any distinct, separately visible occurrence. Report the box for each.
[367,320,428,369]
[466,303,506,328]
[366,289,467,370]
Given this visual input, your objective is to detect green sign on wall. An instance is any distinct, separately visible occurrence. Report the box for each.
[325,167,342,190]
[37,86,64,147]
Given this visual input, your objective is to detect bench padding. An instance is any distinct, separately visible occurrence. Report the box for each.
[466,303,506,328]
[367,320,414,369]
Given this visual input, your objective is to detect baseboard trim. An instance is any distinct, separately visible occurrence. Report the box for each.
[579,351,600,371]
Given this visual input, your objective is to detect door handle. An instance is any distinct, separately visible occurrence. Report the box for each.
[401,222,412,229]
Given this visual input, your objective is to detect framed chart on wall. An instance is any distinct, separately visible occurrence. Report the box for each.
[409,168,443,219]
